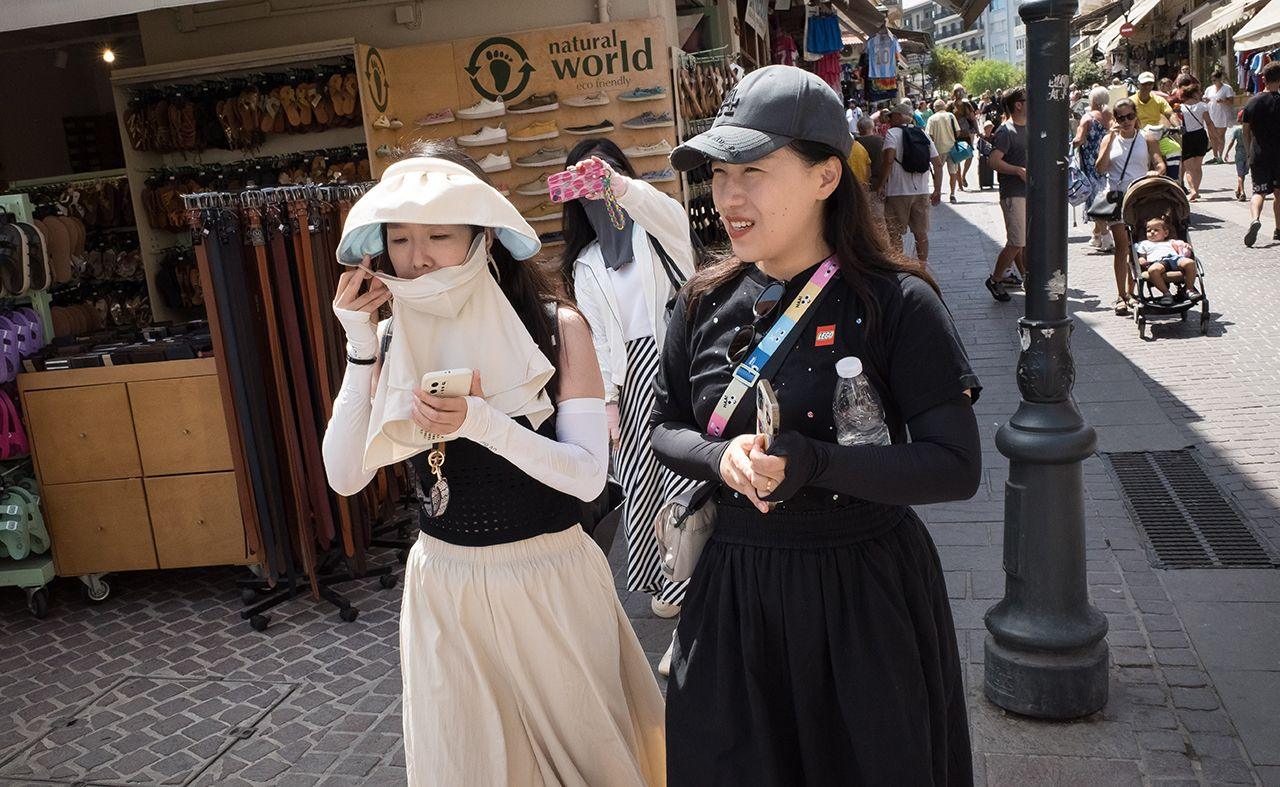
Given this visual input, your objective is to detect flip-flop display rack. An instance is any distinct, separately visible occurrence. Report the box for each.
[671,48,741,251]
[184,184,410,632]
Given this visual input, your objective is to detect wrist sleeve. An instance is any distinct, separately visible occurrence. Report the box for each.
[322,363,377,496]
[456,397,608,502]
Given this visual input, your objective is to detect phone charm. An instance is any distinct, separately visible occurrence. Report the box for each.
[601,172,627,231]
[421,443,450,517]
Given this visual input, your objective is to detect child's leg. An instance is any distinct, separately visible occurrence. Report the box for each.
[1177,257,1197,292]
[1147,262,1170,294]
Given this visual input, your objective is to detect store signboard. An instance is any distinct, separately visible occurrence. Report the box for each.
[356,17,677,237]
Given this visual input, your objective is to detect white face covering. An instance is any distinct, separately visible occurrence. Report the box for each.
[356,193,555,473]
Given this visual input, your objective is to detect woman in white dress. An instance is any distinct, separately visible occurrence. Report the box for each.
[1204,69,1236,163]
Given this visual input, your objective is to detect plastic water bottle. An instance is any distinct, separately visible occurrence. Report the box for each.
[834,356,891,447]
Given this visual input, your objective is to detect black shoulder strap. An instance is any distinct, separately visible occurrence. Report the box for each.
[647,233,687,291]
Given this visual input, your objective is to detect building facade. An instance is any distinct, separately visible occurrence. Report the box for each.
[901,0,1026,67]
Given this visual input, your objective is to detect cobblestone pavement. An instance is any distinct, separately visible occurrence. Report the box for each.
[0,163,1275,786]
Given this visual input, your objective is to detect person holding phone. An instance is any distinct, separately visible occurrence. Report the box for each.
[653,65,982,784]
[321,143,665,787]
[557,139,697,676]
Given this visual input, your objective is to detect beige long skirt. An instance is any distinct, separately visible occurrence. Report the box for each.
[400,525,667,786]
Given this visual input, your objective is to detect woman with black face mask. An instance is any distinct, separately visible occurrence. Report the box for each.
[558,139,696,677]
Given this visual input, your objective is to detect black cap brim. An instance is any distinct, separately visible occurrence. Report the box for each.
[669,124,794,172]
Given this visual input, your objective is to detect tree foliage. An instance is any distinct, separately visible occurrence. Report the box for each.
[926,46,971,93]
[963,59,1025,94]
[1070,53,1107,88]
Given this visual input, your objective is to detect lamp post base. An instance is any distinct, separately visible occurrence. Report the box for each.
[984,635,1109,719]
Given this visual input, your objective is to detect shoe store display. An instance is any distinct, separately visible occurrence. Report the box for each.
[640,168,677,183]
[508,92,559,114]
[510,120,560,141]
[564,92,610,107]
[516,173,553,196]
[458,97,506,119]
[619,86,667,102]
[622,111,674,129]
[622,139,674,159]
[565,120,615,135]
[375,144,393,158]
[515,146,569,167]
[415,109,455,126]
[523,201,564,222]
[458,124,508,147]
[477,150,512,173]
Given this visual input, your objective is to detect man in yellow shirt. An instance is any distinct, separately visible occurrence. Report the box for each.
[848,136,872,185]
[1134,72,1173,127]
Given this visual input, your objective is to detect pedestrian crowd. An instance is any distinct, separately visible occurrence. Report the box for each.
[313,57,1278,787]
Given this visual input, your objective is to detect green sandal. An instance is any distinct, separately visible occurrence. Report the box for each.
[9,485,48,555]
[0,488,30,560]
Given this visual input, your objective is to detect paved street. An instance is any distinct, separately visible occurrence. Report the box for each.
[0,162,1276,786]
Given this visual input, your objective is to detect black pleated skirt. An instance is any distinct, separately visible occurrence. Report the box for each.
[666,500,973,786]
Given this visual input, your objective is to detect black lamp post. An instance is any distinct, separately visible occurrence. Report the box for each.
[982,0,1110,719]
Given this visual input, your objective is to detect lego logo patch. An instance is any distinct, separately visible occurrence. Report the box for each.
[815,325,836,347]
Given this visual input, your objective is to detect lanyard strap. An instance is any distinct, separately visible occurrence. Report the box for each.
[707,257,840,437]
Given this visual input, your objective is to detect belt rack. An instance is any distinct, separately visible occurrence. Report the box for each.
[184,185,413,632]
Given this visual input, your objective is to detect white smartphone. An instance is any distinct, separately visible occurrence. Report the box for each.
[417,368,474,442]
[756,379,780,451]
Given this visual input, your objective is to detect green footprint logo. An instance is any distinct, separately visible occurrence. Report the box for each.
[466,37,535,102]
[487,50,513,93]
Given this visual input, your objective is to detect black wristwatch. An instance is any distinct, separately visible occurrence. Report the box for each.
[347,354,376,365]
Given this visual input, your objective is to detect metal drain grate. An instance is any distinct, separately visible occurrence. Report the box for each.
[1107,450,1277,569]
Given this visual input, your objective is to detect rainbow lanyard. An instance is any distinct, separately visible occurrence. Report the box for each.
[706,257,840,438]
[601,172,627,230]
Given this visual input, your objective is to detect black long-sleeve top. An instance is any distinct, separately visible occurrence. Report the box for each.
[649,260,983,513]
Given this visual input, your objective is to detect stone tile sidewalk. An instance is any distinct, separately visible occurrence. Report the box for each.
[0,162,1275,786]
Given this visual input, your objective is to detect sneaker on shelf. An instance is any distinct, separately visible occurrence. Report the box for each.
[457,97,506,119]
[651,597,681,618]
[1245,219,1261,247]
[372,114,393,129]
[523,201,563,222]
[458,124,508,147]
[515,173,553,196]
[477,150,511,173]
[510,119,560,141]
[622,111,674,129]
[619,86,667,102]
[640,168,677,183]
[622,139,673,159]
[564,91,610,107]
[515,146,568,167]
[374,144,393,158]
[415,108,455,126]
[564,119,615,135]
[508,92,559,114]
[539,230,565,245]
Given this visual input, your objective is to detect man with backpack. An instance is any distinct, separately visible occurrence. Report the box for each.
[872,99,943,260]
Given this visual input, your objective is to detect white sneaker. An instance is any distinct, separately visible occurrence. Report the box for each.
[564,91,610,107]
[457,98,506,119]
[622,139,673,159]
[458,124,507,147]
[477,150,511,173]
[1099,234,1115,252]
[1088,234,1100,248]
[658,632,676,678]
[651,597,681,618]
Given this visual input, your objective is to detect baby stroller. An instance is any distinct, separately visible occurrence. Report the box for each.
[1121,175,1210,339]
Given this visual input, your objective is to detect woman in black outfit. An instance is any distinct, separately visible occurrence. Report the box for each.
[653,65,980,785]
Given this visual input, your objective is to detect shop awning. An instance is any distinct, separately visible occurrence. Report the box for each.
[0,0,204,32]
[1235,0,1280,48]
[1098,0,1166,52]
[832,0,890,37]
[1073,0,1125,31]
[1192,0,1266,41]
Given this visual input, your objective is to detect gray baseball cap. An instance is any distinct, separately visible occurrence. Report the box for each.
[670,65,853,171]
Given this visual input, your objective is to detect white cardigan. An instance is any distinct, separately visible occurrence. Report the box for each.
[572,179,696,403]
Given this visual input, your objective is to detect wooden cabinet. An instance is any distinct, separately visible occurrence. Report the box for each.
[17,359,253,577]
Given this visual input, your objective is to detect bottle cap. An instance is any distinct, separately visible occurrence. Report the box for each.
[835,356,863,379]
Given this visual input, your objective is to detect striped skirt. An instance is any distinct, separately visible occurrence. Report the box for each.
[616,336,697,606]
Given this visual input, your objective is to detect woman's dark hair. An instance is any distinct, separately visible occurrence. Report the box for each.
[557,138,638,297]
[1211,68,1224,81]
[682,140,939,332]
[379,140,574,399]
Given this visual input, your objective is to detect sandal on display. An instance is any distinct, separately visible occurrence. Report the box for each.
[0,391,28,459]
[0,223,24,296]
[0,496,30,561]
[8,486,48,555]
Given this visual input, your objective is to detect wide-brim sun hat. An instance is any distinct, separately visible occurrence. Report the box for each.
[669,65,853,172]
[337,157,541,264]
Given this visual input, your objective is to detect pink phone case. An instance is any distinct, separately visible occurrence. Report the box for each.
[548,160,606,203]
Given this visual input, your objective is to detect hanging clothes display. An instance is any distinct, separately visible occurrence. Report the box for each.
[816,52,843,91]
[184,185,403,631]
[866,29,901,80]
[773,29,800,66]
[804,3,843,59]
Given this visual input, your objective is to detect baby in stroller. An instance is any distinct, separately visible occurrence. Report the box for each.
[1134,216,1199,306]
